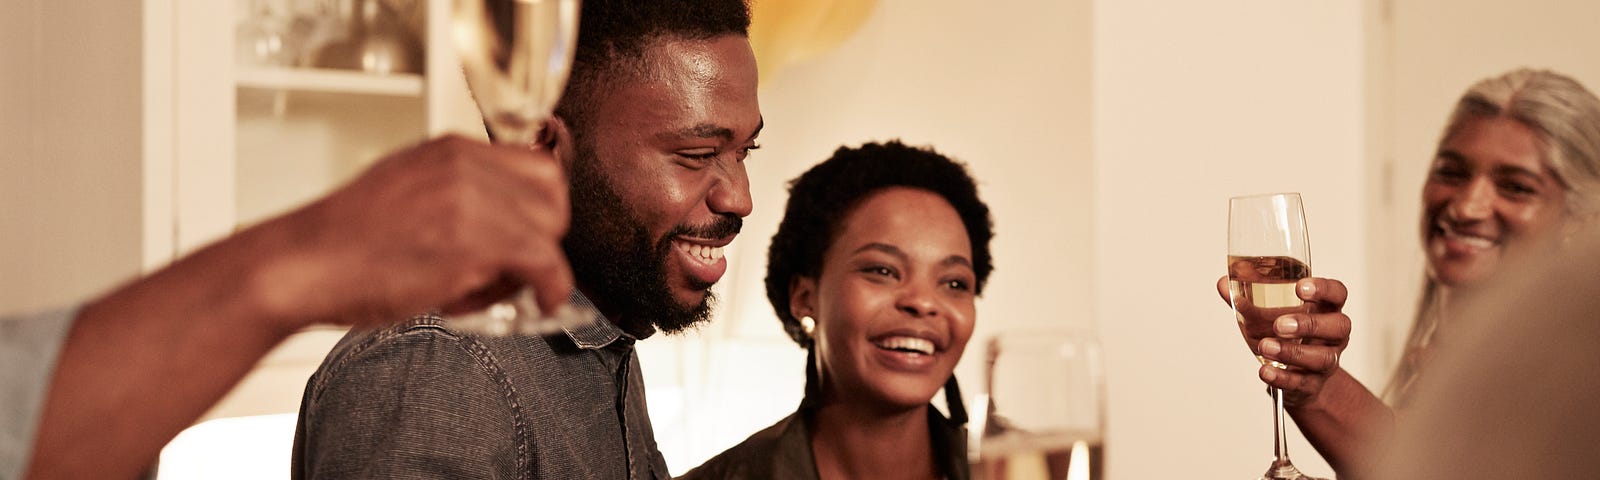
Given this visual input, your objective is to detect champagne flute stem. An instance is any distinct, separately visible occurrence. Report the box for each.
[1272,386,1293,467]
[488,119,541,149]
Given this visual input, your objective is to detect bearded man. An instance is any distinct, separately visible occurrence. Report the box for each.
[292,0,761,478]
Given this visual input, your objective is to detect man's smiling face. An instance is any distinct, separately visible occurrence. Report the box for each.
[562,34,762,335]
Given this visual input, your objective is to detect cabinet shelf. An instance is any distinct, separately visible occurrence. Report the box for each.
[236,66,424,97]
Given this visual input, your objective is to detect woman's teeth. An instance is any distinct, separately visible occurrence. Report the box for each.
[1438,223,1496,248]
[875,336,935,355]
[1445,231,1495,248]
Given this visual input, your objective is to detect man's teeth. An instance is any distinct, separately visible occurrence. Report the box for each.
[876,336,935,355]
[676,242,725,263]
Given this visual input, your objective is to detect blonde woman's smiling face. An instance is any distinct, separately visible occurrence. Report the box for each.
[1422,116,1568,287]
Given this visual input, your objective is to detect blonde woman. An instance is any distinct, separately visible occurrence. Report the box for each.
[1217,68,1600,478]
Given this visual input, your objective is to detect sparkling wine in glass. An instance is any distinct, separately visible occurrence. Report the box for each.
[447,0,585,335]
[1226,192,1325,480]
[976,329,1107,480]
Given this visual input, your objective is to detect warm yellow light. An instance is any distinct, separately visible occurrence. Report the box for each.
[748,0,878,81]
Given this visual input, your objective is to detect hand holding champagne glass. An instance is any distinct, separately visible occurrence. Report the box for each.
[977,329,1106,480]
[1226,192,1325,480]
[448,0,586,335]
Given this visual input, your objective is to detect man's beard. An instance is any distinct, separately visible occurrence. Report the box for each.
[562,143,741,336]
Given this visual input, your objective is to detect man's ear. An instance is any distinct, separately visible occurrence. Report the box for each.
[789,276,817,321]
[544,115,575,168]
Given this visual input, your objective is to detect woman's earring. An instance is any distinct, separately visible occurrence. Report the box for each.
[800,316,817,337]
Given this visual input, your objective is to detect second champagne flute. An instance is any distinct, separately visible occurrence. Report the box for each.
[1226,192,1324,480]
[448,0,585,335]
[977,328,1107,480]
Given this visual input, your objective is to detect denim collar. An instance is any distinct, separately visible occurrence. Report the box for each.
[561,291,629,350]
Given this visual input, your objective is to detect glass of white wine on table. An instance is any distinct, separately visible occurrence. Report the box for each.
[976,329,1107,480]
[1226,192,1325,480]
[448,0,587,335]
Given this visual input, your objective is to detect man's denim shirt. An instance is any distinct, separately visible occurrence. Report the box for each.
[292,293,669,479]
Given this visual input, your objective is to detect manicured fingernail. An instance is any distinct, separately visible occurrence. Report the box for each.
[1260,338,1281,356]
[1276,316,1299,336]
[1299,279,1316,297]
[1261,366,1278,381]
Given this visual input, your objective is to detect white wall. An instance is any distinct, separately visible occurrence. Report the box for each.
[0,1,148,313]
[728,0,1095,343]
[1094,1,1366,478]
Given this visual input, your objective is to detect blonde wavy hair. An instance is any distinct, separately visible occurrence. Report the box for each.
[1386,69,1600,406]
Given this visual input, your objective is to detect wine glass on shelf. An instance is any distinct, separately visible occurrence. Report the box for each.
[976,328,1106,480]
[1226,192,1324,480]
[447,0,585,335]
[237,0,302,68]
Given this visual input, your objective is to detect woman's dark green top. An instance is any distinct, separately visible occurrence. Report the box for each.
[677,405,970,480]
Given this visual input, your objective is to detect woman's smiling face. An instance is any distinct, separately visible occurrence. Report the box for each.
[793,187,977,410]
[1422,116,1569,287]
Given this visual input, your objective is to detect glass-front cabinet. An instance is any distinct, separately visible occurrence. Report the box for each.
[145,1,484,475]
[175,0,483,422]
[180,0,480,252]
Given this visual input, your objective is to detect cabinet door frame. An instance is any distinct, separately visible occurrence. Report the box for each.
[169,0,237,259]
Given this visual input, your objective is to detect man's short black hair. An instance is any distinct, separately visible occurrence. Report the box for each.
[552,0,752,133]
[765,141,996,347]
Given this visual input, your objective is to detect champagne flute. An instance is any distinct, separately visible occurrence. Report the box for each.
[447,0,584,335]
[1226,192,1324,480]
[977,328,1107,480]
